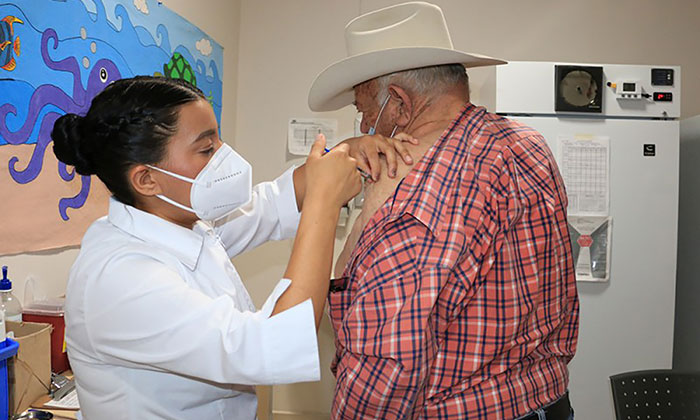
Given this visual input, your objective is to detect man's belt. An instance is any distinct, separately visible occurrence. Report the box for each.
[518,392,572,420]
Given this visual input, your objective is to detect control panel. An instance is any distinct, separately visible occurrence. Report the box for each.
[607,80,642,99]
[606,68,675,104]
[495,62,681,118]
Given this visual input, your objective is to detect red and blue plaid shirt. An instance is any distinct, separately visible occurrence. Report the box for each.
[329,104,579,419]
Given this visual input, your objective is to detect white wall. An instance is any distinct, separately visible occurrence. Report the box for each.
[675,114,700,370]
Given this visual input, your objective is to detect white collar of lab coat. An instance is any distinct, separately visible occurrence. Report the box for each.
[107,197,205,270]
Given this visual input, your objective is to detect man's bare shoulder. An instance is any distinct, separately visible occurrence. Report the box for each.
[374,131,442,183]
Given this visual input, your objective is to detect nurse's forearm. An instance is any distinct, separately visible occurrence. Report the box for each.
[292,165,306,211]
[272,195,337,329]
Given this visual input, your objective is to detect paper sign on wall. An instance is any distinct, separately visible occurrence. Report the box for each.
[558,135,610,216]
[288,118,338,155]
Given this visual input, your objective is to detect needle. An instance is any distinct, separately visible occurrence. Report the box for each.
[324,148,372,180]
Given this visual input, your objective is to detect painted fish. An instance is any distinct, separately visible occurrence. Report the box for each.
[0,16,22,71]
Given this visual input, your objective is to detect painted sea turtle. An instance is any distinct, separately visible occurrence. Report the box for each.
[156,52,197,87]
[155,52,214,105]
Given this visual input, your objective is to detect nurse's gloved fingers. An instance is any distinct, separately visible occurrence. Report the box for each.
[361,136,382,181]
[309,134,327,159]
[391,133,416,165]
[393,132,419,145]
[331,142,350,155]
[355,157,372,182]
[376,135,414,171]
[381,137,399,178]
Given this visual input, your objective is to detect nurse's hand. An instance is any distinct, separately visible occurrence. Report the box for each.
[304,134,362,209]
[340,132,418,182]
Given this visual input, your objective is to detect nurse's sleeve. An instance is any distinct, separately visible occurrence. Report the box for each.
[84,254,319,385]
[215,166,301,258]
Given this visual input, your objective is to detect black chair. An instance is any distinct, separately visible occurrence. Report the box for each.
[610,370,700,419]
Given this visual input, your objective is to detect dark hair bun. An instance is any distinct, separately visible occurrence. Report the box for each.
[52,113,94,175]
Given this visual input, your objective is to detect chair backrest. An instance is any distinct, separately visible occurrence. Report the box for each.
[610,369,700,419]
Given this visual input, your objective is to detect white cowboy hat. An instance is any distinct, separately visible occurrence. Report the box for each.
[308,1,507,112]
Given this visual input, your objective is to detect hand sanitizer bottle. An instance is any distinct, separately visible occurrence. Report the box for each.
[0,266,22,322]
[0,307,5,340]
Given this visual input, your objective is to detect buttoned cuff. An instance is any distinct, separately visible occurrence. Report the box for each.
[258,279,320,384]
[272,166,302,240]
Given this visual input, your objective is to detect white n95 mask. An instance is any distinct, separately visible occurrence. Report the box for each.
[147,143,253,221]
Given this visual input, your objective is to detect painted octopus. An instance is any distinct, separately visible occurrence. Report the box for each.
[0,28,121,220]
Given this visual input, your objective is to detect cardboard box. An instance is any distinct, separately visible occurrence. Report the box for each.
[6,321,52,415]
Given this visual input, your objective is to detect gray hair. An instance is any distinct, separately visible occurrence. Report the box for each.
[374,63,469,103]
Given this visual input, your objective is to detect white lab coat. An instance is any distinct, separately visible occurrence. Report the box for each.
[65,167,319,420]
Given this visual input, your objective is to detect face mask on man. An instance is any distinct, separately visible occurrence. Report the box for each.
[367,94,398,137]
[147,143,252,222]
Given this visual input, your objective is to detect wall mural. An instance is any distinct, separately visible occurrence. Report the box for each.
[0,0,223,254]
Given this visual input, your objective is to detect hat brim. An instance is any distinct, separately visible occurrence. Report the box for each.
[308,47,506,112]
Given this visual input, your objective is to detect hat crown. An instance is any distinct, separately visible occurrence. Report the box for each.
[345,2,453,57]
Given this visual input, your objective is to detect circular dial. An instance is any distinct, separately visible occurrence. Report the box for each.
[559,70,598,107]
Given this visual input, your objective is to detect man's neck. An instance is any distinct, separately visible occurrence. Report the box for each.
[404,93,469,141]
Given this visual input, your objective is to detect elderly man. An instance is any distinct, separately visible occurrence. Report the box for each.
[309,2,579,420]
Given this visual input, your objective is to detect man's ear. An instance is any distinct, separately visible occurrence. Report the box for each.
[388,84,412,127]
[129,164,163,197]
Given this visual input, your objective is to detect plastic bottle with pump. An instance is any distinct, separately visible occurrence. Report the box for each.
[0,266,22,322]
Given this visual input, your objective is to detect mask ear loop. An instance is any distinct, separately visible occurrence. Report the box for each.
[155,193,198,215]
[144,165,200,214]
[389,95,403,137]
[368,94,392,136]
[147,165,197,184]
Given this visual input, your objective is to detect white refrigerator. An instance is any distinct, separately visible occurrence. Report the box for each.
[495,62,680,420]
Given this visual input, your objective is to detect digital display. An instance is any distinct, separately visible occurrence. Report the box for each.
[652,68,674,86]
[654,92,672,102]
[623,83,636,92]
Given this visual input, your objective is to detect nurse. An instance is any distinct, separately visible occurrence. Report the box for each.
[51,76,412,419]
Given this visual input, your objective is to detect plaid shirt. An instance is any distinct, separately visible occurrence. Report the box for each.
[329,104,579,419]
